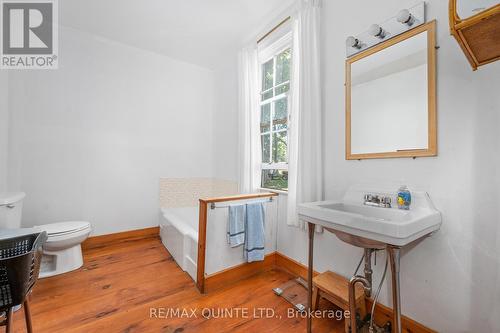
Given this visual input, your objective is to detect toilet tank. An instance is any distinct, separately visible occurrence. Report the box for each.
[0,192,26,229]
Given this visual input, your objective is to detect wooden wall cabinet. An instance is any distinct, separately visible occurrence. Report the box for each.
[449,0,500,70]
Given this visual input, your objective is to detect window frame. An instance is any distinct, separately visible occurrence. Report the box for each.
[258,32,292,191]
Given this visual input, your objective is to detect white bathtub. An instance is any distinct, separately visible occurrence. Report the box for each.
[160,201,278,282]
[160,207,199,281]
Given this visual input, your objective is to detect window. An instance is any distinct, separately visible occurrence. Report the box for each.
[259,47,291,191]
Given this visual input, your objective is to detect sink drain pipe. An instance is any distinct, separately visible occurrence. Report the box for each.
[348,275,371,333]
[350,249,391,333]
[349,248,374,333]
[363,249,373,297]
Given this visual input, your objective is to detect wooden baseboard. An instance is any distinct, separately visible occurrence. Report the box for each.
[366,299,437,333]
[275,252,319,279]
[274,252,436,333]
[204,252,277,293]
[82,226,159,251]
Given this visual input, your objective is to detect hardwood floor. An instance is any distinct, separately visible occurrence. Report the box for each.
[8,236,344,333]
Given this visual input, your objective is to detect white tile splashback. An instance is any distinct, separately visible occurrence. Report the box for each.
[159,178,238,208]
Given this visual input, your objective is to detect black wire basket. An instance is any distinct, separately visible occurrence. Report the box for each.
[0,232,47,310]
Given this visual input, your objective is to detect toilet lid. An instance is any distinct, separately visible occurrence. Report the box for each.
[0,192,25,205]
[37,221,91,236]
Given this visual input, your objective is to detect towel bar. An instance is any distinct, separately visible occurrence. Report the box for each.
[210,197,273,210]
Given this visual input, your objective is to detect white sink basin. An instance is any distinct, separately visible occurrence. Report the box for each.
[298,186,441,247]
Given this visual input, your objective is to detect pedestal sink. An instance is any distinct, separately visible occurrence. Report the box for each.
[298,186,441,333]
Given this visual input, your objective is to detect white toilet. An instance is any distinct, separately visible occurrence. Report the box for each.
[0,192,92,278]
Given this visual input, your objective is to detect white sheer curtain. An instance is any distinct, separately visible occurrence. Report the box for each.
[238,45,262,193]
[287,0,323,228]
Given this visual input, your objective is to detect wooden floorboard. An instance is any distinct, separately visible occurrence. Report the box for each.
[8,237,344,333]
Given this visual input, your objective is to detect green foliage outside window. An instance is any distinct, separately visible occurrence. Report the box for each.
[259,47,291,191]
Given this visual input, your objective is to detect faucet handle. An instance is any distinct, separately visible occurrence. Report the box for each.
[381,196,392,207]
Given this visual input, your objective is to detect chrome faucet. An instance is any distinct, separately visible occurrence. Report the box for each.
[364,194,392,208]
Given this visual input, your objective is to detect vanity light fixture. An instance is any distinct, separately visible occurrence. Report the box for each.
[346,36,362,49]
[397,9,415,26]
[346,2,425,58]
[368,24,386,39]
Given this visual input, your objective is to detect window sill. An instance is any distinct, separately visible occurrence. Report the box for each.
[259,188,288,196]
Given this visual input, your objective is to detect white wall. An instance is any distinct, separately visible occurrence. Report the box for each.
[212,58,240,182]
[7,26,216,235]
[277,1,500,332]
[0,72,8,193]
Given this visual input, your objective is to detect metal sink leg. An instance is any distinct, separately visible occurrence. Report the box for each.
[388,246,402,333]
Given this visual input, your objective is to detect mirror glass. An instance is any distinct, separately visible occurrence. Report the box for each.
[349,30,431,156]
[456,0,497,19]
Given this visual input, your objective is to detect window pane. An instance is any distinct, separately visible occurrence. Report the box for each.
[261,59,274,92]
[273,98,288,131]
[261,169,288,191]
[272,131,287,163]
[275,83,289,96]
[261,89,273,101]
[261,134,270,163]
[260,104,271,133]
[275,48,291,85]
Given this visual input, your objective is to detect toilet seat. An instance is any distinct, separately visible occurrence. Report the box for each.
[36,221,91,237]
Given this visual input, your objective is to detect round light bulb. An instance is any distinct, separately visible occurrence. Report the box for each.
[346,36,361,49]
[368,24,386,38]
[397,9,414,25]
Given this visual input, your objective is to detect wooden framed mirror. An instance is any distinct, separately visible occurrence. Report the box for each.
[346,21,437,160]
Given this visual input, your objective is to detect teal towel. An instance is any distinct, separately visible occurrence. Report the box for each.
[244,203,265,262]
[227,204,245,247]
